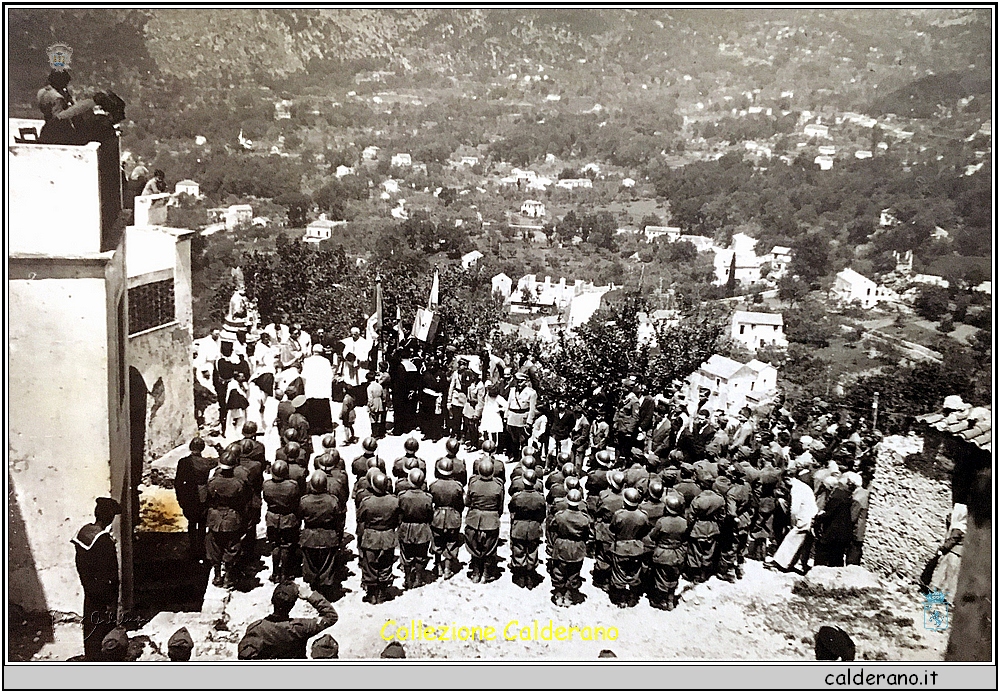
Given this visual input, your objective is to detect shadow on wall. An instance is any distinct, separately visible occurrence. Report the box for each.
[7,469,55,661]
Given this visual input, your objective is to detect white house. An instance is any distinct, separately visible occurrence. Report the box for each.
[973,281,991,295]
[731,311,787,350]
[687,354,778,416]
[460,156,479,166]
[910,274,949,289]
[174,179,200,197]
[274,99,293,120]
[520,200,546,218]
[303,214,347,244]
[677,234,716,253]
[362,145,380,161]
[644,225,681,243]
[555,178,593,190]
[714,249,763,285]
[491,273,513,300]
[461,250,484,269]
[804,123,830,139]
[832,268,883,309]
[769,246,792,277]
[335,165,355,178]
[855,150,873,159]
[817,145,837,156]
[814,155,834,170]
[391,153,412,168]
[382,179,401,195]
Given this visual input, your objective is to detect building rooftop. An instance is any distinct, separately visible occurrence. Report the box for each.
[837,267,875,285]
[917,399,992,453]
[700,354,745,380]
[733,310,783,326]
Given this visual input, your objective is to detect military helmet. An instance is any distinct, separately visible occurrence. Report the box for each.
[367,456,381,469]
[220,450,239,468]
[327,449,342,467]
[240,438,256,456]
[436,457,454,477]
[565,476,580,491]
[475,457,494,479]
[271,459,289,480]
[404,456,420,471]
[481,439,497,454]
[647,478,665,500]
[363,436,379,452]
[623,487,641,508]
[445,438,461,455]
[596,450,613,466]
[664,490,685,515]
[408,468,425,487]
[521,467,538,486]
[557,451,572,465]
[322,434,337,449]
[609,470,626,492]
[371,472,390,495]
[566,488,583,507]
[315,452,333,470]
[520,454,536,469]
[283,427,299,443]
[404,437,419,453]
[561,462,576,478]
[284,441,301,459]
[308,470,328,493]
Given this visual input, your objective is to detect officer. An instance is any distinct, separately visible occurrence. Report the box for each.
[358,472,400,604]
[548,488,591,607]
[646,491,689,610]
[299,471,342,598]
[206,452,249,588]
[393,437,426,480]
[351,436,384,480]
[263,460,301,583]
[592,470,625,590]
[397,468,434,590]
[72,497,121,660]
[463,457,504,583]
[686,480,726,584]
[718,464,754,581]
[238,582,338,660]
[608,487,652,607]
[174,437,216,561]
[508,467,546,588]
[433,438,467,487]
[429,458,465,580]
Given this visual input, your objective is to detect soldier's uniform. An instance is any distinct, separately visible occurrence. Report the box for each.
[357,491,400,603]
[351,451,385,481]
[238,589,338,660]
[549,506,592,606]
[592,487,624,589]
[287,459,308,495]
[748,462,783,560]
[463,475,504,582]
[585,467,610,517]
[72,518,119,660]
[392,453,426,480]
[673,477,702,507]
[609,507,652,606]
[508,485,546,587]
[475,453,506,483]
[624,463,650,491]
[397,486,434,589]
[638,497,666,524]
[718,474,754,580]
[299,491,342,596]
[508,473,543,496]
[174,452,217,560]
[429,477,465,579]
[237,454,265,570]
[263,475,301,583]
[434,454,467,486]
[394,474,428,495]
[686,488,726,583]
[646,514,689,610]
[206,467,249,586]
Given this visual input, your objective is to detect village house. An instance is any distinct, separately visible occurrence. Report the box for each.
[391,152,412,168]
[207,204,254,232]
[461,250,483,269]
[460,156,479,166]
[831,268,886,309]
[555,178,594,190]
[335,165,355,178]
[814,155,834,170]
[303,214,348,244]
[731,311,788,351]
[520,200,546,218]
[491,272,513,300]
[910,274,950,289]
[804,123,830,139]
[174,179,200,197]
[362,145,380,161]
[855,150,873,159]
[676,234,716,253]
[686,354,778,416]
[769,246,792,278]
[274,99,293,120]
[644,225,682,243]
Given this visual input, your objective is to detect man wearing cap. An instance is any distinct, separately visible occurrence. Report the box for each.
[239,582,338,660]
[175,438,218,561]
[311,633,339,659]
[72,497,121,660]
[508,467,546,588]
[397,468,434,590]
[206,454,250,588]
[430,458,465,579]
[549,488,591,607]
[167,628,194,661]
[300,344,335,437]
[503,372,537,461]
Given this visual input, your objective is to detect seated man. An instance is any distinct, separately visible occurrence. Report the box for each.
[39,90,125,145]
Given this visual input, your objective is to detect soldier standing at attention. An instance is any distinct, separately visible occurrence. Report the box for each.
[392,437,426,481]
[645,491,689,610]
[548,489,591,607]
[592,470,626,590]
[464,458,504,583]
[72,497,121,660]
[608,487,652,608]
[508,467,546,588]
[435,438,468,486]
[174,437,216,561]
[397,468,434,590]
[357,472,400,604]
[262,460,301,584]
[298,471,342,599]
[206,452,249,588]
[429,458,465,580]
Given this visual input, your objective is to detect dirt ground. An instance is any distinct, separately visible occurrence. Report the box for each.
[20,409,948,661]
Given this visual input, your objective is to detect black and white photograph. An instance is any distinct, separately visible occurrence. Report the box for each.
[5,5,994,680]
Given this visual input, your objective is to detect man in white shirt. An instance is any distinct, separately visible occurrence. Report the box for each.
[299,345,334,436]
[770,468,818,573]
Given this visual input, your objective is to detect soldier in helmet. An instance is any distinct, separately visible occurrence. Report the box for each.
[585,450,613,518]
[639,478,666,524]
[592,470,626,590]
[299,471,343,598]
[319,435,346,470]
[646,491,689,610]
[240,421,267,463]
[357,472,400,603]
[463,457,505,583]
[608,487,652,607]
[262,460,301,583]
[72,497,121,660]
[673,464,702,507]
[314,452,350,574]
[174,437,217,561]
[546,452,573,491]
[548,488,591,607]
[352,436,384,481]
[477,439,505,484]
[397,468,434,590]
[718,464,754,581]
[435,438,468,486]
[508,467,546,588]
[235,438,265,574]
[546,462,576,509]
[393,438,426,480]
[429,457,465,579]
[508,456,542,495]
[510,453,535,482]
[206,452,250,588]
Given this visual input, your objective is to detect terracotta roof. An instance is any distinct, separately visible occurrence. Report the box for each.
[917,401,992,453]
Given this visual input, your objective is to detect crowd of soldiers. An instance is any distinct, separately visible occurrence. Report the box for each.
[174,389,879,619]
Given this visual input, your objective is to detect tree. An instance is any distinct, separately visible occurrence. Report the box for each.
[789,231,830,284]
[646,315,727,394]
[639,213,662,230]
[725,252,737,298]
[784,300,836,348]
[274,192,312,228]
[913,285,950,322]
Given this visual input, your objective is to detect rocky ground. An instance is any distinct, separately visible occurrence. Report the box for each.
[18,413,950,661]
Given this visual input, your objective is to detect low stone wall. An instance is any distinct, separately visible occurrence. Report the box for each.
[862,434,952,579]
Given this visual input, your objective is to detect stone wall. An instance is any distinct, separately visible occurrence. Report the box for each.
[130,324,196,462]
[862,434,952,579]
